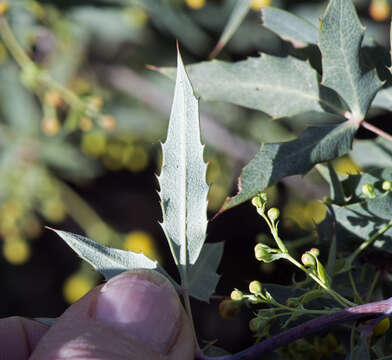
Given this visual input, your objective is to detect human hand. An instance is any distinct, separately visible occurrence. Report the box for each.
[0,270,195,360]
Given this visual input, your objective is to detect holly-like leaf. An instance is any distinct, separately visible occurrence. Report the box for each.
[319,0,383,121]
[209,0,252,59]
[50,229,178,286]
[157,55,347,119]
[261,7,318,46]
[221,122,357,211]
[158,48,215,298]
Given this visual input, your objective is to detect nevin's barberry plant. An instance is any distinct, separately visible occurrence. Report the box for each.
[38,0,392,358]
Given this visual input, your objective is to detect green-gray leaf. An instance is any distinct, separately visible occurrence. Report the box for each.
[332,195,392,254]
[352,138,392,169]
[372,87,392,111]
[158,49,209,279]
[319,0,383,120]
[261,7,318,46]
[188,242,223,302]
[209,0,252,59]
[158,55,346,119]
[51,229,176,286]
[316,163,346,205]
[222,122,357,211]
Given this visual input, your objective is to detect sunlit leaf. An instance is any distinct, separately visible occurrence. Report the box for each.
[158,55,346,119]
[50,229,177,285]
[319,0,383,120]
[332,194,392,254]
[158,48,220,301]
[221,122,357,211]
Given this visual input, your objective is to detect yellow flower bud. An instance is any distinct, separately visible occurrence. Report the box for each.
[230,289,244,301]
[185,0,206,10]
[249,280,262,295]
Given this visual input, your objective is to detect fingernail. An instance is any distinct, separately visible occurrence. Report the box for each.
[93,272,181,354]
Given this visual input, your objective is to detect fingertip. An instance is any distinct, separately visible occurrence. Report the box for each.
[0,316,48,360]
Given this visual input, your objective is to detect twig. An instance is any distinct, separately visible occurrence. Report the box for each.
[361,121,392,142]
[196,297,392,360]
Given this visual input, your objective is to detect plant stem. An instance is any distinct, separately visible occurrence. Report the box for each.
[349,270,363,304]
[197,297,392,360]
[0,16,86,114]
[365,271,380,303]
[361,121,392,142]
[285,253,355,307]
[0,16,33,68]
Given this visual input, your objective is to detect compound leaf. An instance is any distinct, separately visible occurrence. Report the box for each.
[158,48,214,299]
[157,55,346,119]
[221,122,357,211]
[319,0,383,120]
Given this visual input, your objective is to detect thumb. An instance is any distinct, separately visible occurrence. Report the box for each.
[30,270,195,360]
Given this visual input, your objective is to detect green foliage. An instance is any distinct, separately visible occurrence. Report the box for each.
[3,0,392,359]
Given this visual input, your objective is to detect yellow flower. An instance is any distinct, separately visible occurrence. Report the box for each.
[2,240,30,265]
[123,231,159,261]
[63,274,94,304]
[332,156,361,175]
[251,0,271,11]
[185,0,206,10]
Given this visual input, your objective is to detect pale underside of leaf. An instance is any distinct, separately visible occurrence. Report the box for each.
[158,55,346,119]
[158,50,209,275]
[51,229,176,284]
[261,7,318,46]
[209,0,252,59]
[319,0,382,120]
[222,121,358,211]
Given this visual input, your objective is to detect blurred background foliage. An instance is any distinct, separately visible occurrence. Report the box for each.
[0,0,391,354]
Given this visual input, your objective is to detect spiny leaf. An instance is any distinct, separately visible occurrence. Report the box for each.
[221,122,358,211]
[157,55,347,119]
[319,0,383,121]
[209,0,252,59]
[158,49,211,289]
[261,7,318,46]
[50,229,177,287]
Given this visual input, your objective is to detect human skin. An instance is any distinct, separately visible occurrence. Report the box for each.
[0,270,194,360]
